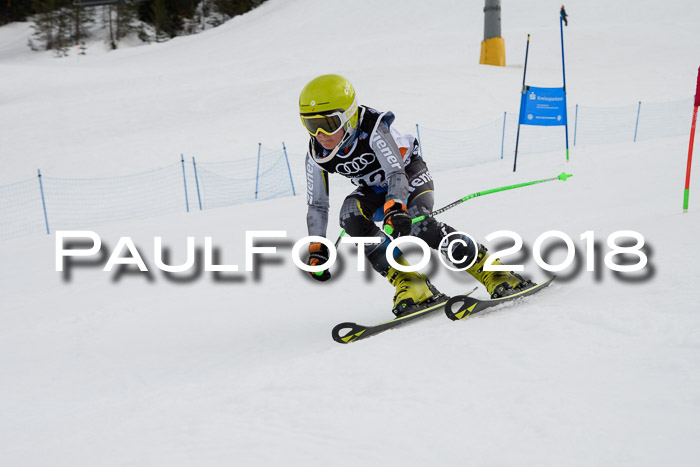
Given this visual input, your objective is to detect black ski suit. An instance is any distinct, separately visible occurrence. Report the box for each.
[304,105,477,274]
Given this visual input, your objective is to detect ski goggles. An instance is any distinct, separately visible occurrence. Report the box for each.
[300,97,358,137]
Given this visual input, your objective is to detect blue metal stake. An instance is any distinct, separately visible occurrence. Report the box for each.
[501,112,507,159]
[192,157,202,210]
[634,101,642,142]
[255,143,261,200]
[574,104,579,147]
[37,169,50,235]
[282,142,296,196]
[415,124,424,159]
[180,154,190,213]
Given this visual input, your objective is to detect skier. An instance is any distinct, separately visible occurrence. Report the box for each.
[299,74,533,316]
[560,5,568,26]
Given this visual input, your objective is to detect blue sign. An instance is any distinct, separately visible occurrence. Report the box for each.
[519,86,567,126]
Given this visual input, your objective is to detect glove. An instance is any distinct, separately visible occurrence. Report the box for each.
[383,199,412,238]
[307,242,331,282]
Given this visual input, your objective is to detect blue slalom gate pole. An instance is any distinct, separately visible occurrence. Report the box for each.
[501,112,507,159]
[37,169,50,235]
[634,101,642,142]
[192,157,202,210]
[560,16,570,162]
[281,142,296,196]
[180,154,190,213]
[255,143,261,200]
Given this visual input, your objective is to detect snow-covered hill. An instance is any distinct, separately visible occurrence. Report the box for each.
[1,1,699,465]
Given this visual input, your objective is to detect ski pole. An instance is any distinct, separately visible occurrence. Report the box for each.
[312,228,347,276]
[316,172,573,275]
[400,171,573,231]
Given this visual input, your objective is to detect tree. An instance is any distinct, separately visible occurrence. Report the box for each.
[152,0,169,41]
[53,4,72,55]
[23,0,267,54]
[71,3,94,45]
[29,1,72,55]
[0,0,37,26]
[28,0,92,55]
[115,2,138,41]
[103,5,116,49]
[212,0,263,19]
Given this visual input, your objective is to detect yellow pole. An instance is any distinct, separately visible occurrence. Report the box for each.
[480,0,506,67]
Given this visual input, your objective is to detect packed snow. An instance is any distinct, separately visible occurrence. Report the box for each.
[1,0,699,465]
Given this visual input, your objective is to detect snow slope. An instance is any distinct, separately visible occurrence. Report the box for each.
[1,0,699,465]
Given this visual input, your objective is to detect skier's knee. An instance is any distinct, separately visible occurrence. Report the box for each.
[440,233,479,269]
[339,197,379,237]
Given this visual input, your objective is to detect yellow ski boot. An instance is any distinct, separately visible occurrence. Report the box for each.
[386,257,439,317]
[467,245,534,298]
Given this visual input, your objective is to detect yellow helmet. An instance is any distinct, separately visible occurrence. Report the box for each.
[299,74,359,137]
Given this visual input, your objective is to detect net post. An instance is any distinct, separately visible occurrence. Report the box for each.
[282,142,296,196]
[255,143,262,200]
[37,169,50,235]
[180,154,190,213]
[634,101,642,142]
[501,112,507,159]
[574,104,579,147]
[192,157,203,211]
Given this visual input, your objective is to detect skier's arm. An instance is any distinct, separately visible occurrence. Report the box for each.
[371,122,412,237]
[305,153,330,237]
[370,123,409,202]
